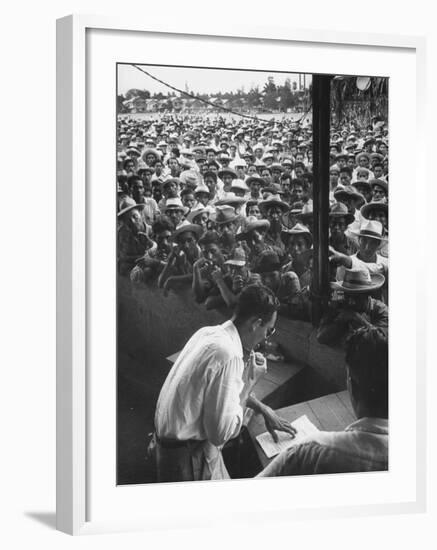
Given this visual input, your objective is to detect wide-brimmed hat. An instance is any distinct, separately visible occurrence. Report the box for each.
[163,198,188,215]
[281,223,313,247]
[370,178,388,195]
[187,206,210,224]
[171,223,203,241]
[198,230,221,246]
[224,247,247,266]
[194,183,210,196]
[334,186,366,208]
[246,175,266,187]
[236,216,270,241]
[230,179,250,193]
[331,268,385,294]
[270,163,284,172]
[218,168,237,180]
[352,180,372,194]
[355,152,371,164]
[215,193,246,208]
[259,194,289,213]
[141,148,161,162]
[360,201,388,220]
[215,205,238,225]
[351,219,387,241]
[117,197,145,218]
[329,201,355,225]
[261,183,284,196]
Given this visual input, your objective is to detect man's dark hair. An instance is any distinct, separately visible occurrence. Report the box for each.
[127,174,143,188]
[339,166,352,177]
[292,178,309,192]
[152,217,173,236]
[345,327,388,418]
[180,187,195,199]
[234,284,280,325]
[123,158,135,170]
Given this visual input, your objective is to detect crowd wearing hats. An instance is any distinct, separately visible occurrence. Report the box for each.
[117,111,389,346]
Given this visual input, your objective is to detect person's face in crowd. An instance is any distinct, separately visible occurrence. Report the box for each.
[254,148,263,159]
[193,212,210,230]
[266,206,283,231]
[125,208,143,233]
[347,157,355,170]
[337,157,347,169]
[291,146,298,157]
[271,168,282,183]
[372,185,387,202]
[282,163,292,176]
[356,169,369,181]
[307,150,313,163]
[339,170,351,186]
[230,145,237,157]
[131,180,144,203]
[196,192,210,206]
[234,166,245,179]
[261,271,280,293]
[281,177,292,196]
[153,185,162,203]
[354,185,372,203]
[222,174,234,191]
[167,208,184,228]
[164,181,179,199]
[125,160,135,174]
[143,185,153,198]
[206,151,216,162]
[168,158,180,175]
[249,181,261,199]
[247,165,258,176]
[373,165,384,179]
[247,204,261,218]
[330,169,339,187]
[261,169,272,185]
[343,293,370,313]
[379,143,388,156]
[358,156,369,168]
[219,221,237,248]
[145,154,156,166]
[202,243,224,266]
[156,229,172,257]
[177,232,198,260]
[208,163,219,174]
[367,209,388,230]
[294,166,305,178]
[295,153,305,163]
[154,161,163,175]
[182,193,196,210]
[264,157,273,167]
[329,217,348,240]
[288,235,310,260]
[204,176,217,196]
[292,184,304,202]
[358,236,380,261]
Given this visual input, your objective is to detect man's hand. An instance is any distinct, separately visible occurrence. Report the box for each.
[247,351,267,383]
[262,406,297,443]
[210,266,223,283]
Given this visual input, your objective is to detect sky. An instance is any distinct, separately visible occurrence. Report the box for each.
[117,63,312,96]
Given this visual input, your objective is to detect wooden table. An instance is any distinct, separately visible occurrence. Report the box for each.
[248,390,356,469]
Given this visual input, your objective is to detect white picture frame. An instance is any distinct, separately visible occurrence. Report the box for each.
[56,14,427,535]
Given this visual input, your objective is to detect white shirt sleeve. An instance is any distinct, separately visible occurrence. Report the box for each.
[202,357,244,447]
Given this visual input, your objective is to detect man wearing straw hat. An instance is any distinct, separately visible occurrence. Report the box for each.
[316,268,388,347]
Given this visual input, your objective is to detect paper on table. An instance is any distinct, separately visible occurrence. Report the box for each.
[255,415,320,459]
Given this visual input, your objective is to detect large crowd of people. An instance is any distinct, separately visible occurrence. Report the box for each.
[117,111,389,348]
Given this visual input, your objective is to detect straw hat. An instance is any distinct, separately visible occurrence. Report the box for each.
[259,194,289,214]
[117,197,145,218]
[329,201,355,225]
[171,223,203,241]
[281,223,313,247]
[331,268,385,294]
[360,201,388,220]
[224,247,247,267]
[350,219,387,241]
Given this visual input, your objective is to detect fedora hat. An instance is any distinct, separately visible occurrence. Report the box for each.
[118,197,145,218]
[360,201,388,220]
[351,219,387,241]
[246,175,266,187]
[215,193,246,208]
[224,247,247,267]
[171,223,203,241]
[236,216,270,241]
[215,205,238,225]
[141,148,161,162]
[163,197,189,215]
[218,167,237,179]
[230,179,250,193]
[187,206,210,224]
[334,186,366,208]
[370,178,388,195]
[331,268,385,294]
[259,194,289,213]
[194,183,210,196]
[329,201,355,225]
[281,223,313,247]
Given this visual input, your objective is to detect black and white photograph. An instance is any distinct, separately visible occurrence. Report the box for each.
[116,63,389,485]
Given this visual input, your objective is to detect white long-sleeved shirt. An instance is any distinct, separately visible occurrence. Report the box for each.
[154,320,245,447]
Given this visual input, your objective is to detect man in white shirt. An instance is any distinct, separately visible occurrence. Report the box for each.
[153,284,296,482]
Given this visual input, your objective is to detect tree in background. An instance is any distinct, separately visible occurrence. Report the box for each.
[263,77,278,111]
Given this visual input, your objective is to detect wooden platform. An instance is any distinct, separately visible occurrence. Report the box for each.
[248,390,356,469]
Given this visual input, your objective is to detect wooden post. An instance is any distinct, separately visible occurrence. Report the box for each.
[311,74,332,325]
